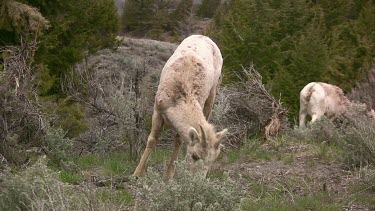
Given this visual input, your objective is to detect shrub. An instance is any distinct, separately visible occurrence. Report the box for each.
[211,66,289,144]
[62,37,176,159]
[43,127,74,168]
[0,34,47,166]
[287,116,342,145]
[348,61,375,111]
[286,103,375,168]
[339,104,375,168]
[0,157,129,210]
[134,161,244,211]
[54,99,88,138]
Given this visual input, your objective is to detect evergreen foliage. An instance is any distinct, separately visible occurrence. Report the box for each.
[1,0,119,95]
[197,0,221,18]
[122,0,156,33]
[174,0,194,22]
[33,0,119,94]
[173,0,194,38]
[211,0,375,118]
[122,0,197,40]
[122,0,175,38]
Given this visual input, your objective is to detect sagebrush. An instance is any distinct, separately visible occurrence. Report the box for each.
[0,157,129,211]
[134,161,244,211]
[287,103,375,168]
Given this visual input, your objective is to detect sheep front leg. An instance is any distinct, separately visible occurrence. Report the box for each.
[133,111,163,177]
[166,134,182,179]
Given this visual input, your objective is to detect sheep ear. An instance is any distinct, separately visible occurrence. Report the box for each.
[214,128,228,148]
[188,127,200,145]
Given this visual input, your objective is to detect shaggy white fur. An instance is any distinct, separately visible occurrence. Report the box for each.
[134,35,227,178]
[299,82,350,128]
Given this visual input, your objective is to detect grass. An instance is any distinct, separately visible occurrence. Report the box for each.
[242,173,342,211]
[219,142,280,164]
[348,171,375,207]
[59,170,83,184]
[98,189,134,206]
[74,152,135,177]
[241,193,341,211]
[312,142,343,163]
[207,169,226,180]
[279,153,295,164]
[2,128,374,210]
[213,134,374,210]
[148,147,173,165]
[66,147,174,181]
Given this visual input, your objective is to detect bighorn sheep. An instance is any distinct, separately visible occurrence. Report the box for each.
[299,82,374,128]
[133,35,228,178]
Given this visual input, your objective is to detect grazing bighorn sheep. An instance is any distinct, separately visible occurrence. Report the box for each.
[299,82,375,128]
[133,35,228,178]
[299,82,349,128]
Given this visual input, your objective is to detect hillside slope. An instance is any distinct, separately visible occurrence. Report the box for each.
[1,37,374,211]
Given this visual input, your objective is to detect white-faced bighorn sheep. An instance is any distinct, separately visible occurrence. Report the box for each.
[133,35,228,178]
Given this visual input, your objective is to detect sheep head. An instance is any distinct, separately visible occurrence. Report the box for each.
[186,125,228,177]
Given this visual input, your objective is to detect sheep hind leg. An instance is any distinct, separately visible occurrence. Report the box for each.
[133,111,163,177]
[299,111,307,128]
[310,113,323,124]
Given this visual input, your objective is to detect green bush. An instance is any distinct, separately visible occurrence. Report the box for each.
[135,161,244,211]
[43,127,74,169]
[54,99,88,138]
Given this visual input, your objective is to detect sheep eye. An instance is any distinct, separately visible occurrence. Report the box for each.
[192,153,200,161]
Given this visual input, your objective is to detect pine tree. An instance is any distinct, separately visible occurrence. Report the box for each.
[122,0,154,34]
[210,0,375,118]
[0,0,50,44]
[27,0,120,94]
[122,0,175,38]
[172,0,194,38]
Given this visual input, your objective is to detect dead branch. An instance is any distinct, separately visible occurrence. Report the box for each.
[212,66,289,143]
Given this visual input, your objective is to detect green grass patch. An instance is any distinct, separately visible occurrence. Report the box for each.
[75,154,100,169]
[241,193,341,211]
[219,141,275,164]
[74,152,135,177]
[220,147,241,163]
[279,153,295,164]
[98,189,134,206]
[350,192,375,207]
[59,170,83,184]
[311,143,343,164]
[250,149,273,161]
[72,149,173,178]
[148,148,172,165]
[348,176,375,207]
